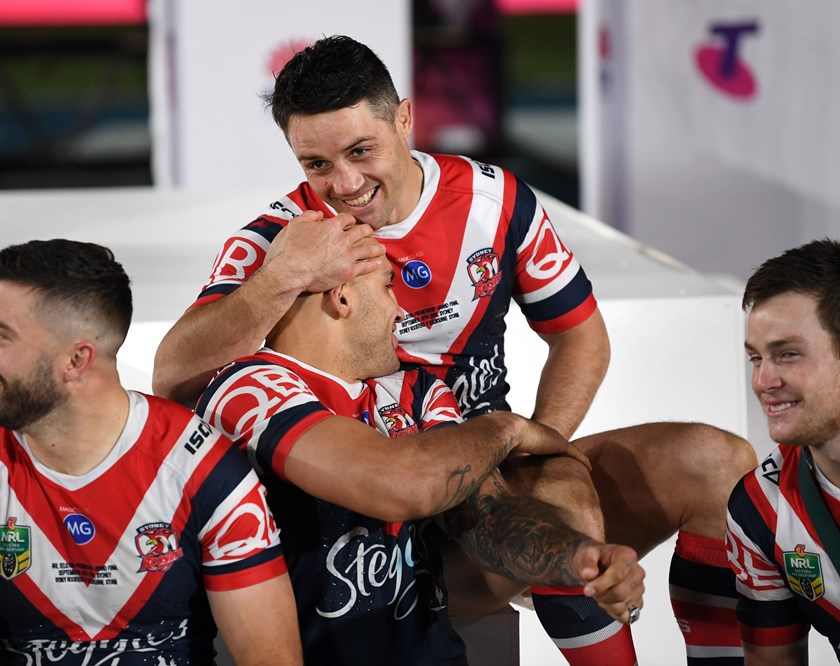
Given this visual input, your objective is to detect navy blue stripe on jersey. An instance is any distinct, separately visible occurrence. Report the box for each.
[190,443,252,533]
[255,401,327,474]
[736,595,804,629]
[507,176,538,246]
[728,478,777,562]
[195,282,239,302]
[244,217,284,243]
[204,543,284,580]
[521,267,593,325]
[671,556,738,597]
[196,358,275,416]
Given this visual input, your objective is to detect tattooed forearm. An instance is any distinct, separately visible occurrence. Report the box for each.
[433,441,513,515]
[441,472,598,587]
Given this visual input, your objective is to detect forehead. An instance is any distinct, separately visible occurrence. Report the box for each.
[287,102,389,156]
[0,281,42,330]
[747,292,824,341]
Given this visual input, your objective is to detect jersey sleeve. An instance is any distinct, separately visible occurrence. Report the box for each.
[196,360,334,481]
[197,451,288,592]
[725,475,810,647]
[418,373,463,429]
[193,216,286,307]
[509,178,597,334]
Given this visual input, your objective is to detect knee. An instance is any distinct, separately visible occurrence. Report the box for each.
[676,423,757,494]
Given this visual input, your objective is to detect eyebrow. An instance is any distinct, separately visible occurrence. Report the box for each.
[297,136,377,163]
[744,337,803,353]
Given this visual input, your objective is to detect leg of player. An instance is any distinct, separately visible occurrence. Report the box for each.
[501,455,639,666]
[574,422,757,665]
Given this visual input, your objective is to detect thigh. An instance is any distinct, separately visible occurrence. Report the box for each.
[574,422,755,556]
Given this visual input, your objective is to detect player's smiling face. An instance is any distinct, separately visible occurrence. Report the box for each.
[746,291,840,449]
[287,99,420,230]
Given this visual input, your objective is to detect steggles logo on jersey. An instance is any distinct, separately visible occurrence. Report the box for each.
[0,517,31,580]
[466,249,502,300]
[135,523,184,573]
[783,544,824,601]
[378,404,419,436]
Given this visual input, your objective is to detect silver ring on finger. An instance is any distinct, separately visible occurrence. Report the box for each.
[628,606,641,624]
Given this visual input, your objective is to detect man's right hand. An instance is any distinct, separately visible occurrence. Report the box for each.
[265,210,386,293]
[508,416,591,470]
[578,543,645,624]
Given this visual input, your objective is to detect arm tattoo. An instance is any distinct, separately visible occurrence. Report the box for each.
[433,441,512,514]
[441,473,597,587]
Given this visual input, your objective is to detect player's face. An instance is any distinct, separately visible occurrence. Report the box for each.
[746,292,840,449]
[287,100,420,230]
[347,267,404,380]
[0,282,65,430]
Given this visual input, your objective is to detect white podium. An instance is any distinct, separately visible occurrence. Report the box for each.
[1,185,765,664]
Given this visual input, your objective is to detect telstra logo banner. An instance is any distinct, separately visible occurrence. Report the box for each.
[695,21,760,99]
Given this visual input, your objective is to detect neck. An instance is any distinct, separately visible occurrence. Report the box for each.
[24,379,130,476]
[809,440,840,489]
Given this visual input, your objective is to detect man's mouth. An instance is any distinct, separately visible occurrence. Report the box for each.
[344,187,377,207]
[766,401,798,414]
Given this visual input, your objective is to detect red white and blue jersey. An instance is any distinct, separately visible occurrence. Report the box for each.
[195,151,597,417]
[726,445,840,657]
[195,350,469,665]
[0,391,286,665]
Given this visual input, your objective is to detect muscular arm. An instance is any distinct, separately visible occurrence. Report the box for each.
[441,469,644,623]
[283,412,585,523]
[152,213,385,406]
[532,307,610,439]
[743,639,808,666]
[208,573,302,666]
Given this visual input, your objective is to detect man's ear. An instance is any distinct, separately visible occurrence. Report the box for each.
[63,342,96,384]
[326,283,353,320]
[395,98,413,139]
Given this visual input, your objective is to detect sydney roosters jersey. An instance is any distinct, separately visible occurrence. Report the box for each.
[726,445,840,657]
[195,150,596,417]
[195,350,468,665]
[0,391,286,665]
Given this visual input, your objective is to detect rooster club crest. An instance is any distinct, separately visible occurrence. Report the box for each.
[466,249,502,300]
[783,544,824,601]
[135,522,184,573]
[379,404,419,437]
[0,518,31,580]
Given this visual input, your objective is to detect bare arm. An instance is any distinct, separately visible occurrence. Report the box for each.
[743,639,808,666]
[441,470,645,624]
[208,573,303,666]
[532,307,611,438]
[152,212,386,406]
[283,412,588,523]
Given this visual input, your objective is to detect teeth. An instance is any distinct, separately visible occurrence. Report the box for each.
[768,402,795,413]
[346,188,374,207]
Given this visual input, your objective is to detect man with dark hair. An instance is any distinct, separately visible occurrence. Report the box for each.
[154,34,756,664]
[727,239,840,664]
[0,239,302,665]
[195,260,644,665]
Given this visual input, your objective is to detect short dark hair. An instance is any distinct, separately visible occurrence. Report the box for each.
[0,239,132,351]
[265,35,400,135]
[743,238,840,355]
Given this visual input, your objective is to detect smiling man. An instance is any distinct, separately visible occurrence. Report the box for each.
[154,34,755,664]
[727,239,840,665]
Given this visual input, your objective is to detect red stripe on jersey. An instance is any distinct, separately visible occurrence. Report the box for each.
[743,470,778,538]
[272,411,333,480]
[528,293,597,334]
[739,621,809,647]
[204,556,289,592]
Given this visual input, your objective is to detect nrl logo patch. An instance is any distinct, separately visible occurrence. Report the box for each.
[784,544,824,601]
[0,517,31,580]
[135,522,184,574]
